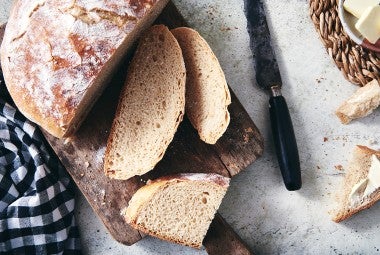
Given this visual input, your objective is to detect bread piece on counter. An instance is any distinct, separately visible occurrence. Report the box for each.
[336,79,380,124]
[121,173,230,248]
[171,27,231,144]
[0,0,169,138]
[104,25,186,180]
[332,145,380,222]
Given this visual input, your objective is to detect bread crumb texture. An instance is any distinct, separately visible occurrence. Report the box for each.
[171,27,231,144]
[104,25,186,180]
[122,174,230,248]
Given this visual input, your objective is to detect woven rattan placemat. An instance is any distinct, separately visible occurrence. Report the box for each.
[309,0,380,86]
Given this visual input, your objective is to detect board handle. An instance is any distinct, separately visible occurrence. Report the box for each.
[203,213,253,255]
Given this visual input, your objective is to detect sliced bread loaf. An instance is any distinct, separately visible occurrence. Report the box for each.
[171,27,231,144]
[121,173,230,248]
[1,0,170,138]
[104,25,186,180]
[332,145,380,222]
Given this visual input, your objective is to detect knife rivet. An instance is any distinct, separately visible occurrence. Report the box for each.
[270,85,282,97]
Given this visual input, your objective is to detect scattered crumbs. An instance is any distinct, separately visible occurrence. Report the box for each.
[234,26,239,29]
[245,127,253,133]
[80,172,85,177]
[315,77,326,83]
[84,161,90,168]
[317,165,321,170]
[243,133,250,143]
[97,230,100,233]
[96,147,106,164]
[334,165,344,171]
[220,26,232,31]
[323,137,328,142]
[100,189,106,205]
[369,140,378,145]
[64,137,72,144]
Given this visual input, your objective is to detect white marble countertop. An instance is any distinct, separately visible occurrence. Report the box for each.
[1,0,380,254]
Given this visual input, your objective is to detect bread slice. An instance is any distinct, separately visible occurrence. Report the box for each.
[332,145,380,222]
[104,25,186,180]
[171,27,231,144]
[336,79,380,124]
[121,173,230,248]
[0,0,169,138]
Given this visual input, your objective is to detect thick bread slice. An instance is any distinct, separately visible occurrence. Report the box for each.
[104,25,186,180]
[332,145,380,222]
[171,27,231,144]
[336,79,380,124]
[0,0,169,138]
[121,173,230,248]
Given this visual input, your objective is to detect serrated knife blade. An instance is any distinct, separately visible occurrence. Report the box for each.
[244,0,302,191]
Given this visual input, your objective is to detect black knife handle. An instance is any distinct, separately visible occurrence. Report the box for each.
[269,95,301,191]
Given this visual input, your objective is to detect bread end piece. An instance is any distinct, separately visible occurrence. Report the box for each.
[336,80,380,124]
[1,0,170,139]
[122,173,230,248]
[171,27,231,144]
[332,145,380,222]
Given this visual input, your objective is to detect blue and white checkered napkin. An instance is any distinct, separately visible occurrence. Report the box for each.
[0,91,81,254]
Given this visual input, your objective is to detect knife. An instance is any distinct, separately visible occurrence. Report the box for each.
[244,0,302,191]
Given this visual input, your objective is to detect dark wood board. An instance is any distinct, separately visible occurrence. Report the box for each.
[0,2,263,254]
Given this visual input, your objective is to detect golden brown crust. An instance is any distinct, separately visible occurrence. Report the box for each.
[332,145,380,222]
[1,0,169,138]
[335,79,380,125]
[147,173,230,188]
[333,191,380,222]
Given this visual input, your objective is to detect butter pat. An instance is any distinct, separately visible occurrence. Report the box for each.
[349,178,368,207]
[343,0,379,18]
[355,6,380,44]
[363,155,380,197]
[349,154,380,207]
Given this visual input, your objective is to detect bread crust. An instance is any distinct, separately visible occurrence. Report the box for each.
[332,145,380,222]
[1,0,169,138]
[122,173,230,248]
[171,27,231,144]
[336,79,380,124]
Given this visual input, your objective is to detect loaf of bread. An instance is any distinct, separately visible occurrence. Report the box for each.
[121,173,230,248]
[336,79,380,124]
[0,0,169,138]
[104,25,186,180]
[171,27,231,144]
[332,145,380,222]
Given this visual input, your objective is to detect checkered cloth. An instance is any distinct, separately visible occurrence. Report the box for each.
[0,95,81,253]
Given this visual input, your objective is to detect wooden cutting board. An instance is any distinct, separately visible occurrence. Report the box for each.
[0,2,263,254]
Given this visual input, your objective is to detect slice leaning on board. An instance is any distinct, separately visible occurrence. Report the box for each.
[104,25,231,180]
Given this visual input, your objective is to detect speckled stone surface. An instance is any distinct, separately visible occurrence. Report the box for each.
[1,0,380,254]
